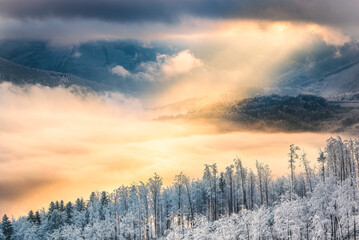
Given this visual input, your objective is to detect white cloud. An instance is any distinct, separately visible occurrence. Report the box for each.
[111,65,131,77]
[159,50,203,76]
[110,50,203,82]
[133,50,203,82]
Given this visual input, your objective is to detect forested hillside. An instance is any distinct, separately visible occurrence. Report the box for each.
[1,136,359,239]
[160,94,359,134]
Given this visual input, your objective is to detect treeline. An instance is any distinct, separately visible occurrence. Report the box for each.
[225,95,347,131]
[171,94,353,132]
[1,136,359,239]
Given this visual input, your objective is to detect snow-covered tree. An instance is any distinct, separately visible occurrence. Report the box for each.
[1,215,13,240]
[5,136,359,239]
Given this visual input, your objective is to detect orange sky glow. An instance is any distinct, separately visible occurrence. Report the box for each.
[0,20,352,217]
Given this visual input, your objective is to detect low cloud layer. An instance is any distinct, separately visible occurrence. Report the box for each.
[0,83,335,217]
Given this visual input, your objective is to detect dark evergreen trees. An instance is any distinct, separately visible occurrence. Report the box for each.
[65,202,73,224]
[1,215,13,240]
[27,210,36,224]
[34,211,41,226]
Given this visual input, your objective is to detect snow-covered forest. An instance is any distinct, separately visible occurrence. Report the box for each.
[2,136,359,240]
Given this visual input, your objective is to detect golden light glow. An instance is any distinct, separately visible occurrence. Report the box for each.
[0,20,351,218]
[0,83,336,217]
[146,20,349,106]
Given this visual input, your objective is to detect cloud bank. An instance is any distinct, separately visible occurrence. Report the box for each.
[0,0,358,27]
[0,82,333,217]
[0,0,357,45]
[112,50,203,82]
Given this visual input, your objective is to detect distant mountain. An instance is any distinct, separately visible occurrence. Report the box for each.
[0,57,111,90]
[1,39,358,96]
[0,39,173,93]
[276,42,359,96]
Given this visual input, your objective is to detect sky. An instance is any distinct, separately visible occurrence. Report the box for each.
[0,0,358,217]
[0,82,336,217]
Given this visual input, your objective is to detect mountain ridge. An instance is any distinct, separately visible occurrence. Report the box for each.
[0,57,112,91]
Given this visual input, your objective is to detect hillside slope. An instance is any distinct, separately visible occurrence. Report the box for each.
[276,42,359,95]
[0,39,171,92]
[159,94,359,134]
[0,57,111,91]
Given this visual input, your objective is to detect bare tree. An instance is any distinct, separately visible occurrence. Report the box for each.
[288,144,300,201]
[148,173,163,238]
[256,160,264,205]
[300,151,313,193]
[225,165,234,215]
[235,158,248,209]
[317,149,326,182]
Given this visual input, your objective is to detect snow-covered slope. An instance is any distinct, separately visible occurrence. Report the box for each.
[321,62,359,96]
[0,39,172,92]
[0,57,111,90]
[276,42,359,96]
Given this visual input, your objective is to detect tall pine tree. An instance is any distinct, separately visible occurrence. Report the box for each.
[1,215,13,240]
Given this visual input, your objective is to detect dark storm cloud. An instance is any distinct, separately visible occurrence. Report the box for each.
[0,0,358,26]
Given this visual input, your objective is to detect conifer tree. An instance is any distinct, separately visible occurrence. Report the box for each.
[55,201,60,211]
[65,202,73,224]
[35,211,41,226]
[27,210,36,224]
[75,198,85,212]
[49,201,56,213]
[100,191,109,206]
[60,200,65,212]
[1,215,13,240]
